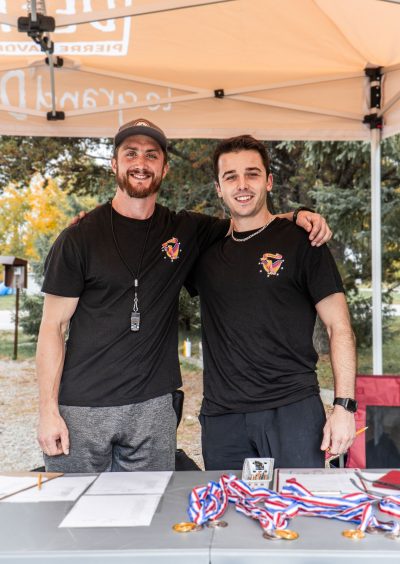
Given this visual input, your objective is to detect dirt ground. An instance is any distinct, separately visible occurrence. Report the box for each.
[0,358,204,471]
[0,358,333,472]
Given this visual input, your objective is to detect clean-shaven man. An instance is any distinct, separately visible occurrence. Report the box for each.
[188,135,356,470]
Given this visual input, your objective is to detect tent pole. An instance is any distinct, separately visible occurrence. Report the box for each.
[371,127,383,375]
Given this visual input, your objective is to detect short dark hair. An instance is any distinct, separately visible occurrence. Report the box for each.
[212,135,270,183]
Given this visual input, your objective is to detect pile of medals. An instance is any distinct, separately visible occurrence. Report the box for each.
[172,474,400,541]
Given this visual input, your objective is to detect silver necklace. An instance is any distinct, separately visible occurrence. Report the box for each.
[231,217,275,242]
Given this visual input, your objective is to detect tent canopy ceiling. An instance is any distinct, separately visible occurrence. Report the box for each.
[1,0,400,140]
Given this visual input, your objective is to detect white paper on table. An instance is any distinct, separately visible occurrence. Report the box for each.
[59,494,161,528]
[277,469,360,495]
[86,471,172,495]
[0,476,48,499]
[2,476,96,503]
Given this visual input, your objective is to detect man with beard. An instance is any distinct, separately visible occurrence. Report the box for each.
[36,119,331,473]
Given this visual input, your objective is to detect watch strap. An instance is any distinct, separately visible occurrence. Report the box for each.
[333,397,358,413]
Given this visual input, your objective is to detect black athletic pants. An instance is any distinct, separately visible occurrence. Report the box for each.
[200,395,326,470]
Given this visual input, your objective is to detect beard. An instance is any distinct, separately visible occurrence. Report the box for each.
[116,164,163,199]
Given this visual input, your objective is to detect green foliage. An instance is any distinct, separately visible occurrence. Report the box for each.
[19,293,44,339]
[3,133,400,354]
[179,289,200,332]
[0,136,115,200]
[276,137,400,348]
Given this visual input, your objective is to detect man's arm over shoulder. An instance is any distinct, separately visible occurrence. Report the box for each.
[188,212,230,253]
[276,209,332,246]
[36,294,79,457]
[316,293,357,455]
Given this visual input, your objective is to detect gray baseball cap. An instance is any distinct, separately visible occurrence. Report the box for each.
[114,118,167,151]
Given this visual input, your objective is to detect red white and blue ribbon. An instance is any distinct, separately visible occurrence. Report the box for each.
[187,474,400,534]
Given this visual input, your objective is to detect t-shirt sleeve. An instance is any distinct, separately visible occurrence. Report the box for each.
[41,228,85,298]
[184,213,228,297]
[190,212,230,254]
[301,242,344,305]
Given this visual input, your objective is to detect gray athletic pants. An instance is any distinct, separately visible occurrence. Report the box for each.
[44,394,176,473]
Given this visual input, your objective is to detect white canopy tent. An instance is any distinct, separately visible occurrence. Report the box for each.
[2,0,400,373]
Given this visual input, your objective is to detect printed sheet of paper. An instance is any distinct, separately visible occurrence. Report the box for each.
[86,471,172,496]
[2,476,95,503]
[59,494,161,528]
[0,476,48,499]
[276,469,360,494]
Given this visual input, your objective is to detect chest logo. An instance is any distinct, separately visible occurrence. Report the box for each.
[259,252,284,277]
[162,237,181,262]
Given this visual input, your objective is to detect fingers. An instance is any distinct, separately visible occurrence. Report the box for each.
[69,210,87,226]
[322,416,356,455]
[38,433,64,456]
[297,211,333,247]
[60,428,70,455]
[37,415,70,457]
[310,221,332,247]
[320,423,331,452]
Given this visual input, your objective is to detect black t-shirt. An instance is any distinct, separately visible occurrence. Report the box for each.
[42,203,229,407]
[187,218,344,416]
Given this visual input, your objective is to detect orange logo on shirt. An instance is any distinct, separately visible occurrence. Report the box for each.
[259,252,284,276]
[162,237,181,261]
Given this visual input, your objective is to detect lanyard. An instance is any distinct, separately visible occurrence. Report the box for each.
[110,202,154,332]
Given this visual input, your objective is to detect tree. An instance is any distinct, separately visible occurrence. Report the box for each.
[275,138,400,347]
[0,136,115,200]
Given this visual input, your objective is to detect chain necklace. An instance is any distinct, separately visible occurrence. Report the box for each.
[231,217,275,243]
[110,202,154,332]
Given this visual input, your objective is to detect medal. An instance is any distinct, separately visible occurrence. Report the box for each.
[274,529,299,540]
[262,530,280,541]
[385,530,400,540]
[206,520,228,528]
[342,529,365,539]
[172,522,202,533]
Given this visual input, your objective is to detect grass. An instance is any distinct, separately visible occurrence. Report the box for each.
[0,295,15,310]
[0,331,36,360]
[317,316,400,389]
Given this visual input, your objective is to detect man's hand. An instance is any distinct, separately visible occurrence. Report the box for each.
[69,210,87,226]
[37,411,70,457]
[320,406,356,455]
[296,210,332,246]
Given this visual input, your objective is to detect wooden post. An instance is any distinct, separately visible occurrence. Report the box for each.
[13,287,19,360]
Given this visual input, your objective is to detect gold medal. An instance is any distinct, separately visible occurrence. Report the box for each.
[342,529,365,540]
[172,522,198,533]
[206,520,228,528]
[274,529,299,540]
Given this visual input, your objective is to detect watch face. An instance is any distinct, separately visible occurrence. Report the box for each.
[347,399,358,413]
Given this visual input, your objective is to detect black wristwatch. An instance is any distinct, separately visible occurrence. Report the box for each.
[293,206,315,225]
[333,397,358,413]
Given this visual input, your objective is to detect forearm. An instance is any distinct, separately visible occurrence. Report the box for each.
[36,321,67,415]
[328,324,357,398]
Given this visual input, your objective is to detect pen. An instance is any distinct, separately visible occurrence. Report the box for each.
[38,473,42,491]
[355,426,368,437]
